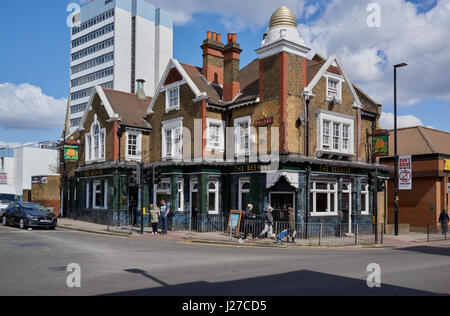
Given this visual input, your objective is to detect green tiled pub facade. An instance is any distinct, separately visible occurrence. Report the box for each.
[66,166,151,225]
[156,160,388,230]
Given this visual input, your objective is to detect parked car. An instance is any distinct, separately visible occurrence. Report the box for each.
[0,200,12,219]
[2,202,57,230]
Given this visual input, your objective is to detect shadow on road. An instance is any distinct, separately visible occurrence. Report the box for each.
[395,246,450,257]
[103,270,442,296]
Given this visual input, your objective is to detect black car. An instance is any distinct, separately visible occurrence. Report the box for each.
[2,202,57,230]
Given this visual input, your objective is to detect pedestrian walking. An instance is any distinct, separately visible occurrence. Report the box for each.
[438,209,449,235]
[258,206,274,239]
[130,196,138,226]
[149,204,160,235]
[159,199,170,234]
[243,204,257,240]
[287,207,296,243]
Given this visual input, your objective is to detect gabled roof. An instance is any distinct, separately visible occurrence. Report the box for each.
[102,89,152,129]
[387,126,450,156]
[148,54,379,113]
[305,55,362,109]
[77,86,152,133]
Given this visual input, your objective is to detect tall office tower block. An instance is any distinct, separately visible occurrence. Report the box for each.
[67,0,173,134]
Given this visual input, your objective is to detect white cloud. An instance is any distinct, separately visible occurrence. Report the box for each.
[0,83,67,130]
[379,112,426,130]
[299,0,450,106]
[148,0,306,29]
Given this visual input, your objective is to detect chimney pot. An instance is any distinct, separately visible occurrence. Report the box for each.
[207,31,212,40]
[217,33,221,43]
[232,33,237,43]
[212,32,217,41]
[136,79,147,100]
[227,33,232,44]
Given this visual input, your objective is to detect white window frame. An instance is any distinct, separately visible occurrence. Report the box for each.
[162,117,183,160]
[153,178,172,206]
[361,183,370,215]
[125,130,142,161]
[190,178,198,214]
[208,179,220,215]
[317,110,354,156]
[234,116,252,156]
[164,83,181,113]
[238,178,251,211]
[206,118,225,152]
[85,115,106,163]
[92,180,108,210]
[309,180,338,217]
[177,178,184,212]
[326,74,343,102]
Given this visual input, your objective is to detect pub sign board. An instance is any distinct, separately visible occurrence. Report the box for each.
[64,145,79,161]
[372,133,389,157]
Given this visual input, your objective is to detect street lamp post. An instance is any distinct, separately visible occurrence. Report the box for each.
[394,63,407,236]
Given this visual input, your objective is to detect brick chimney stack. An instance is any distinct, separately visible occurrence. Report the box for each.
[201,31,224,85]
[223,33,242,102]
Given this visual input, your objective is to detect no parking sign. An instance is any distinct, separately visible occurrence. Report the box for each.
[399,155,412,190]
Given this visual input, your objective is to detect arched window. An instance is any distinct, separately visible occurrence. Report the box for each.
[85,115,105,163]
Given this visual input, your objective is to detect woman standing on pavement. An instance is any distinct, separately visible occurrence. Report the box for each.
[149,204,160,235]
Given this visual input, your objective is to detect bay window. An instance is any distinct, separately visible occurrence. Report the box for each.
[317,110,354,156]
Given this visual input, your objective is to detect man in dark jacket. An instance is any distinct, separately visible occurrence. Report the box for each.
[439,209,449,235]
[258,206,274,239]
[243,204,256,240]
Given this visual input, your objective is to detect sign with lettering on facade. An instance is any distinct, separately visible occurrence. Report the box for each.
[372,132,389,157]
[32,176,48,185]
[255,117,274,127]
[64,145,79,161]
[0,173,7,184]
[399,155,412,190]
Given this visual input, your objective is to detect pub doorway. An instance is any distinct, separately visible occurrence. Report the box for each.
[269,192,295,222]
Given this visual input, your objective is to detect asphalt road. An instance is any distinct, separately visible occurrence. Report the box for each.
[0,225,449,296]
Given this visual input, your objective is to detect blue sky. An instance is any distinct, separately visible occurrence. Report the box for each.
[0,0,448,146]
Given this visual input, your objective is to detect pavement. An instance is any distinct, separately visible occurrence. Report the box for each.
[0,224,449,296]
[57,218,449,249]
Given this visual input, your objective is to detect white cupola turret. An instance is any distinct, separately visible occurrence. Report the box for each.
[256,6,310,59]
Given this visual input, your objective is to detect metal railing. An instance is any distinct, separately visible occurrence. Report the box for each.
[187,217,383,246]
[106,210,133,235]
[427,223,448,242]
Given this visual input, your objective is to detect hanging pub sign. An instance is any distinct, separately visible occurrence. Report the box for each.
[64,145,79,161]
[399,155,412,190]
[372,130,389,157]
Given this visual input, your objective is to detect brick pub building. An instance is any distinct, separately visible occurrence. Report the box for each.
[65,7,390,231]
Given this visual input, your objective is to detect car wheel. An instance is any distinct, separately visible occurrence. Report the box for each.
[19,218,26,230]
[2,216,7,226]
